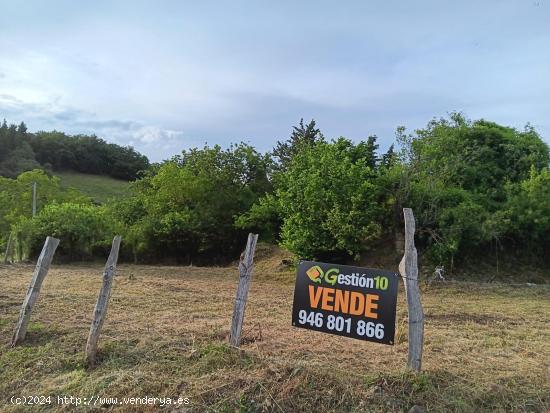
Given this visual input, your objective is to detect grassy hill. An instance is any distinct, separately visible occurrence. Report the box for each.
[56,171,130,203]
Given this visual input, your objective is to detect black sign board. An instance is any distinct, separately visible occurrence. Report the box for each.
[291,261,399,345]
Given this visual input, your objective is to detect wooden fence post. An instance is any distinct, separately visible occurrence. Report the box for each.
[85,235,121,366]
[16,230,23,262]
[229,233,259,347]
[398,208,424,371]
[11,236,60,346]
[3,232,13,264]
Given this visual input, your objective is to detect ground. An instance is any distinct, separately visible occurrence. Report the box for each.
[0,249,549,412]
[56,171,130,203]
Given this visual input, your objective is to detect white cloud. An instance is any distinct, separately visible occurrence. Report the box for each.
[132,126,184,144]
[0,94,188,161]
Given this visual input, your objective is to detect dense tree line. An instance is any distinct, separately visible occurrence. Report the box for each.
[0,120,149,180]
[111,144,272,264]
[1,114,549,274]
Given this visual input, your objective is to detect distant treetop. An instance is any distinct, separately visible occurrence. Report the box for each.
[0,120,150,180]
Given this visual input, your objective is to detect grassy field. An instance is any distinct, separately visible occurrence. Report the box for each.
[56,171,130,203]
[0,251,549,412]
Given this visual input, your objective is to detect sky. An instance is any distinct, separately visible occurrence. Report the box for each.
[1,0,549,162]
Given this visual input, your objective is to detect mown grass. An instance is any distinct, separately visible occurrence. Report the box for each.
[55,171,130,203]
[0,259,548,412]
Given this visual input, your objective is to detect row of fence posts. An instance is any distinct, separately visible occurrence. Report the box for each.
[9,235,122,366]
[8,233,261,367]
[8,209,423,371]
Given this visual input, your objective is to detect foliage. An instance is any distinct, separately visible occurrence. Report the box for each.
[404,113,549,199]
[244,114,549,268]
[0,119,149,180]
[112,143,272,263]
[235,194,281,242]
[272,118,324,172]
[1,115,549,270]
[0,170,89,253]
[16,202,115,260]
[498,167,550,254]
[391,113,550,265]
[0,121,41,177]
[272,137,384,261]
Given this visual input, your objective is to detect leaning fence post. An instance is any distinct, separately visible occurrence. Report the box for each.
[229,233,259,347]
[3,232,13,264]
[398,208,424,371]
[85,235,121,366]
[11,236,60,346]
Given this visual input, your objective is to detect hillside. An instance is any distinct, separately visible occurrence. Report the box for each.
[0,121,149,180]
[56,171,130,203]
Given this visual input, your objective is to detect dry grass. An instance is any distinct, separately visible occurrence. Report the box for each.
[0,251,549,412]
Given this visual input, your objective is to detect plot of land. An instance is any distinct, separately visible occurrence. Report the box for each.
[0,260,548,412]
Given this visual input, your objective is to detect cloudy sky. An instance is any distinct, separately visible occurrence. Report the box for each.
[1,1,549,161]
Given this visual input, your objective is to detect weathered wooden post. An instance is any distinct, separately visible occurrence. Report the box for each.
[11,236,60,346]
[85,235,121,366]
[229,233,259,347]
[3,232,13,264]
[398,208,424,371]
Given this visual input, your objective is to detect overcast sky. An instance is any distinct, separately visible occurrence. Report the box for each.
[1,0,549,161]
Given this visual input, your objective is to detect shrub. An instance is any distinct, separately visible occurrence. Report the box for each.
[18,202,114,260]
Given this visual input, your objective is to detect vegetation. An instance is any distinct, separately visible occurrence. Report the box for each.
[0,260,548,412]
[392,115,550,265]
[261,137,384,261]
[240,114,550,270]
[16,202,115,261]
[0,120,149,180]
[111,143,272,264]
[56,171,130,203]
[1,114,549,274]
[0,170,91,260]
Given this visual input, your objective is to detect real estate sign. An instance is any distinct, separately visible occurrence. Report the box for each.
[292,260,399,345]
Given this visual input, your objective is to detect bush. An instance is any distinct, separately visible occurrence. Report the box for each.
[111,143,272,264]
[273,137,385,261]
[393,114,550,266]
[498,167,550,261]
[18,202,115,260]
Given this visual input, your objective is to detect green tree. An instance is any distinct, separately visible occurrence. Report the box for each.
[405,113,549,199]
[273,137,383,261]
[498,167,550,259]
[112,143,272,263]
[272,119,324,171]
[391,113,550,266]
[17,202,114,260]
[0,169,90,257]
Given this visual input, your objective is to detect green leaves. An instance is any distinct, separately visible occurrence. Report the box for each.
[111,143,272,263]
[0,169,91,254]
[17,202,114,260]
[2,114,548,269]
[274,137,383,261]
[0,120,149,180]
[395,114,550,265]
